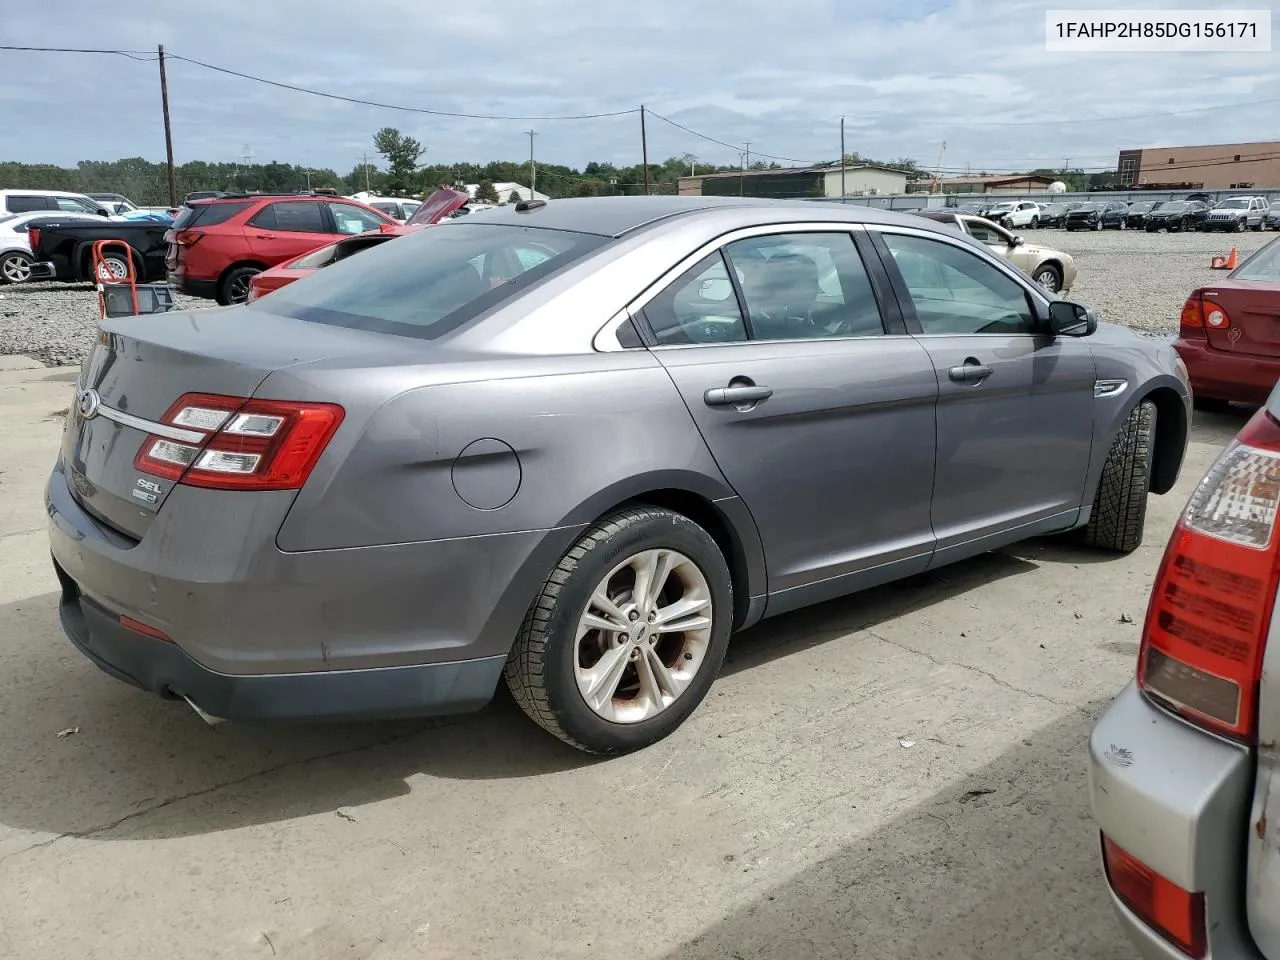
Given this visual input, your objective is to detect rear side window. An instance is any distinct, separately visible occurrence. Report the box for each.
[174,201,253,229]
[6,196,52,213]
[249,201,328,233]
[251,223,606,340]
[1234,241,1280,281]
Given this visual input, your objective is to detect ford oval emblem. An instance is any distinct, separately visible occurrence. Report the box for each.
[76,388,101,421]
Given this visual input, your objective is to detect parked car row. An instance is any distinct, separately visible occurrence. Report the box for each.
[954,196,1277,234]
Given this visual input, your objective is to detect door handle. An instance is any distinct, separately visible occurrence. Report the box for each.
[948,360,993,383]
[704,384,773,407]
[253,233,275,239]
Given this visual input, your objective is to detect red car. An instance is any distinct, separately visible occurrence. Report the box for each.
[164,193,398,305]
[1176,237,1280,410]
[246,187,470,302]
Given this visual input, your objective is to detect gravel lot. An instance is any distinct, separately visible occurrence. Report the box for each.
[0,227,1274,366]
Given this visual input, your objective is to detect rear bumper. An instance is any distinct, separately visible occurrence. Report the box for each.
[28,261,56,280]
[1089,683,1261,960]
[1173,337,1280,405]
[169,273,217,299]
[55,565,506,721]
[47,459,577,720]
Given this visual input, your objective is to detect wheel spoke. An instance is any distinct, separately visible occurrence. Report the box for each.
[581,644,631,711]
[589,587,628,628]
[630,551,659,614]
[653,595,712,633]
[638,646,680,707]
[580,612,622,635]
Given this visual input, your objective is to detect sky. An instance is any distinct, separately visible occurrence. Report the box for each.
[2,0,1277,177]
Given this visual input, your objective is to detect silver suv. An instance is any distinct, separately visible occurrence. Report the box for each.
[1089,401,1280,959]
[1203,196,1270,232]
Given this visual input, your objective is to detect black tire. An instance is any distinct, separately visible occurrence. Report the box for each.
[1082,401,1156,554]
[217,265,262,305]
[86,249,134,282]
[1033,262,1063,293]
[1253,221,1264,232]
[1236,218,1248,233]
[1030,216,1039,229]
[1094,219,1102,231]
[1193,396,1232,414]
[0,251,32,284]
[504,506,734,754]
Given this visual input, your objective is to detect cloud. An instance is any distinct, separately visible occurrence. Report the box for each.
[2,0,1277,176]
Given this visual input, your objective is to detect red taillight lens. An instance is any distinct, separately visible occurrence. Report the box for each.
[246,277,264,302]
[133,393,344,491]
[1102,836,1206,958]
[175,229,204,246]
[1179,294,1203,334]
[27,227,41,253]
[120,614,172,643]
[1138,408,1280,741]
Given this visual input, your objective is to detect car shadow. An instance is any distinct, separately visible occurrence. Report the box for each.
[661,703,1130,960]
[0,542,1070,843]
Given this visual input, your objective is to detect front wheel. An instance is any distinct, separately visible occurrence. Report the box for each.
[1082,401,1156,554]
[1030,217,1040,229]
[1236,219,1248,233]
[1033,263,1063,293]
[0,251,32,284]
[505,506,733,754]
[1094,219,1102,231]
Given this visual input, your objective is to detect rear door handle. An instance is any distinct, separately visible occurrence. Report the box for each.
[704,385,773,406]
[948,362,993,383]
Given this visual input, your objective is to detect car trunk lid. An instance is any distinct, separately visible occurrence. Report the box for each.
[1201,280,1280,357]
[62,308,421,540]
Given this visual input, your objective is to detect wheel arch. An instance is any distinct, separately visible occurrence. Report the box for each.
[217,259,270,285]
[76,240,140,281]
[554,472,768,631]
[1143,386,1189,495]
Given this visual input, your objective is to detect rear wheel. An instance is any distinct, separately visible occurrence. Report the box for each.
[94,252,132,282]
[0,251,32,284]
[217,265,262,305]
[504,506,733,754]
[1082,401,1156,554]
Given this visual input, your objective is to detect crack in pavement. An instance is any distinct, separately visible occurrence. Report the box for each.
[863,629,1086,713]
[0,723,451,866]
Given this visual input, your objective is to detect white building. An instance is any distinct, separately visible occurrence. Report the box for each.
[465,182,549,204]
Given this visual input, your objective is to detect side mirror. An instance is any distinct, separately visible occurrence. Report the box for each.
[1048,300,1097,337]
[1011,235,1024,247]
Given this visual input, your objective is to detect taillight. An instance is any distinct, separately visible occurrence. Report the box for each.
[1138,408,1280,741]
[133,392,344,491]
[175,229,204,246]
[1102,836,1206,958]
[246,277,264,302]
[1178,294,1204,337]
[27,227,41,254]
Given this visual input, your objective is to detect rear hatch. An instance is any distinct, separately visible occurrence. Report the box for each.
[62,308,415,540]
[1202,281,1280,357]
[164,199,254,275]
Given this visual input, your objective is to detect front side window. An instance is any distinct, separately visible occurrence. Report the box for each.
[642,253,747,346]
[328,202,391,235]
[249,201,328,233]
[724,232,884,339]
[880,232,1036,336]
[251,223,605,341]
[963,220,1009,245]
[55,196,98,213]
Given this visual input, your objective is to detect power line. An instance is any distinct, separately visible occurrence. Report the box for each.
[168,55,639,121]
[646,110,816,166]
[0,44,156,61]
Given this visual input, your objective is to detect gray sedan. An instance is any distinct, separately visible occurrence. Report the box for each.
[49,197,1190,754]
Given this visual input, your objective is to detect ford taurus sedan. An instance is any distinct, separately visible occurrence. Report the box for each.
[49,197,1190,754]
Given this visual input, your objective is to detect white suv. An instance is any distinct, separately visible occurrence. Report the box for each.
[985,200,1041,229]
[0,189,110,217]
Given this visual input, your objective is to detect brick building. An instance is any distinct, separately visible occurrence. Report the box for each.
[1116,141,1280,190]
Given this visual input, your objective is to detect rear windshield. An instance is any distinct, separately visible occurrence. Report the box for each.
[249,223,607,340]
[172,201,253,229]
[1129,202,1153,212]
[1234,240,1280,281]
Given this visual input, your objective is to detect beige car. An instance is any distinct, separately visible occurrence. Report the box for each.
[914,211,1077,294]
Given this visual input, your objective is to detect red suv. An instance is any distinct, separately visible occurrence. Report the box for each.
[165,194,398,305]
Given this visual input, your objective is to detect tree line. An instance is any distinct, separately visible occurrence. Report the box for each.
[0,127,944,206]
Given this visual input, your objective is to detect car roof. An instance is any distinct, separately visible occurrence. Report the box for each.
[457,196,958,239]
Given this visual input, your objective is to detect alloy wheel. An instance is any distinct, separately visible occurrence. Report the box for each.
[573,548,713,724]
[0,254,31,283]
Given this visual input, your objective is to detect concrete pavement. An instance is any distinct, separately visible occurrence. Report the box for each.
[0,361,1246,959]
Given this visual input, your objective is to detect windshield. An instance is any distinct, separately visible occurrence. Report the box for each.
[1234,240,1280,281]
[988,202,1015,212]
[1216,199,1250,209]
[1129,202,1153,213]
[250,223,607,340]
[1074,203,1099,212]
[1159,202,1188,212]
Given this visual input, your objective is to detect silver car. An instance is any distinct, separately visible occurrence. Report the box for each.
[49,197,1191,754]
[1089,399,1280,959]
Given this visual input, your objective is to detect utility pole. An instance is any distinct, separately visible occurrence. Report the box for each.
[157,45,177,209]
[840,117,846,201]
[526,129,538,196]
[640,106,649,196]
[360,153,372,193]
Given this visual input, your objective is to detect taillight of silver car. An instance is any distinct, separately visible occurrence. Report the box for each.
[1138,408,1280,742]
[132,392,344,491]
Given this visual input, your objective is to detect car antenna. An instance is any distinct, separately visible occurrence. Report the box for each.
[515,199,547,213]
